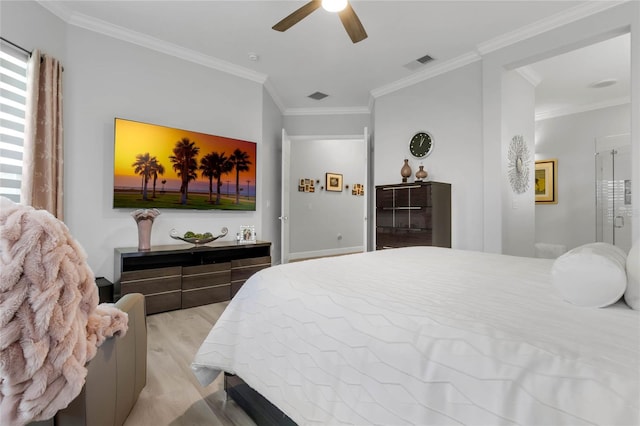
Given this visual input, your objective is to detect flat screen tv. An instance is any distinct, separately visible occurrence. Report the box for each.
[113,118,256,211]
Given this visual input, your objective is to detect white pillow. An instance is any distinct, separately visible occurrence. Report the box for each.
[551,242,627,308]
[624,241,639,310]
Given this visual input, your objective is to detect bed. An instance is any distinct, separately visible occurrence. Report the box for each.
[191,246,639,425]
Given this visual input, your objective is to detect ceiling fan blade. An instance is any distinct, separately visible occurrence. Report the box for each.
[338,2,367,43]
[273,0,322,32]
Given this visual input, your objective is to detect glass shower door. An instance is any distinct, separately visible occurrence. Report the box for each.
[595,144,632,252]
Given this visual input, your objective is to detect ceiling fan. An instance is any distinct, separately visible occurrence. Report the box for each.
[272,0,368,44]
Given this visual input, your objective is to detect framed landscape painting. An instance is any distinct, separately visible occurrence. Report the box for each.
[535,159,558,204]
[113,118,256,211]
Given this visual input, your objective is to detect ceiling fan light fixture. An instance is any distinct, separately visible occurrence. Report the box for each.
[322,0,347,13]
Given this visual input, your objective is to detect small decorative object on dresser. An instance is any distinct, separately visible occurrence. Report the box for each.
[415,165,428,181]
[131,208,160,251]
[169,227,228,246]
[400,159,412,183]
[240,225,256,244]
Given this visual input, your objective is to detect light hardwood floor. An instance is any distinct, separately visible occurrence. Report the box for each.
[123,302,256,426]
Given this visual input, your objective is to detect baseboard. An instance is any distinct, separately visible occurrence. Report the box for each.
[289,246,363,261]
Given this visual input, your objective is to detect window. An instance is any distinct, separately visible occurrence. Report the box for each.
[0,43,28,203]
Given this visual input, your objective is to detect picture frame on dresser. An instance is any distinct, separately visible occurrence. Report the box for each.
[239,225,256,244]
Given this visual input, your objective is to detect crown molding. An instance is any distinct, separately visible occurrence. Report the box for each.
[38,2,267,85]
[535,96,630,121]
[37,0,629,114]
[263,79,286,114]
[36,0,72,21]
[371,51,481,99]
[477,0,628,55]
[283,106,371,117]
[515,66,542,87]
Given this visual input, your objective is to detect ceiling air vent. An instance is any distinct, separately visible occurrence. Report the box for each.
[403,53,435,71]
[308,91,329,100]
[416,54,434,64]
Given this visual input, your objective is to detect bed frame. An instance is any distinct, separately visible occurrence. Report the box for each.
[224,373,296,426]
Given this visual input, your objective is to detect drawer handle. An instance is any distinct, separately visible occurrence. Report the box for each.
[183,271,230,278]
[182,283,230,292]
[121,274,181,284]
[233,263,270,270]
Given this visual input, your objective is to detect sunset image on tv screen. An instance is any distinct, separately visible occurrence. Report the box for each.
[113,118,256,211]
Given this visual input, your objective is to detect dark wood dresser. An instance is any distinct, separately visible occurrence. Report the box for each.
[114,241,271,314]
[375,182,451,249]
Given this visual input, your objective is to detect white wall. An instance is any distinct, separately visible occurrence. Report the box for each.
[2,1,277,281]
[284,113,370,137]
[483,1,640,252]
[373,63,484,251]
[289,138,366,258]
[501,71,536,256]
[65,27,266,281]
[535,104,630,250]
[0,1,67,62]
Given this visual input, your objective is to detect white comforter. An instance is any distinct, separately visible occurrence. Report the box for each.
[192,247,640,425]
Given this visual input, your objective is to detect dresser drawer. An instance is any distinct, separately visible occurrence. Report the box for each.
[120,266,182,295]
[182,262,231,291]
[145,291,182,315]
[376,228,432,249]
[182,285,231,309]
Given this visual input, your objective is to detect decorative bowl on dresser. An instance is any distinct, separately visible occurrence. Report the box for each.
[114,241,271,314]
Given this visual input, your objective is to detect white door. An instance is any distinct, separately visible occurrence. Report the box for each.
[362,127,369,251]
[280,129,291,264]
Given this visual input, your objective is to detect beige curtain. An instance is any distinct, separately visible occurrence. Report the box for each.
[22,49,64,219]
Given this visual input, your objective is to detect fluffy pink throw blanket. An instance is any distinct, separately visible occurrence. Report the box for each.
[0,197,128,425]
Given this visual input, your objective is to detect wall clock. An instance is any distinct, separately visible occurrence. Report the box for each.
[507,134,530,194]
[409,132,433,159]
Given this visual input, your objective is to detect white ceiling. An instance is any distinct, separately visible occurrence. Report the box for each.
[41,1,630,116]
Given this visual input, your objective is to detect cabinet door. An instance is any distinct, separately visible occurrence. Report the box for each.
[121,266,182,314]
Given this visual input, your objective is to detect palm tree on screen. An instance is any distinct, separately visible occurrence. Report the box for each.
[230,148,252,204]
[169,138,200,205]
[150,159,165,198]
[132,152,154,201]
[200,152,232,204]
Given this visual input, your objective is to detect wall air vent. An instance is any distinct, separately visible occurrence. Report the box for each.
[308,91,329,100]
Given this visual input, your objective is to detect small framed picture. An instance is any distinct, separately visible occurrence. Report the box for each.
[239,225,256,244]
[535,159,558,204]
[326,172,343,192]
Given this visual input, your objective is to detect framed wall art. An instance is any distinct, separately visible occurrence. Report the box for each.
[535,159,558,204]
[326,173,343,192]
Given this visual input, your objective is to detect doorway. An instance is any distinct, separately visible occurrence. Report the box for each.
[280,131,369,263]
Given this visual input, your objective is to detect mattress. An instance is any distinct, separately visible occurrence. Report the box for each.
[192,247,640,425]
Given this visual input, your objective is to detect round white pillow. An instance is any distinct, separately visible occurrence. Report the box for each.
[551,242,627,308]
[624,241,639,310]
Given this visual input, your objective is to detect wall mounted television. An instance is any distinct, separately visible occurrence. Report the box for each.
[113,118,256,211]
